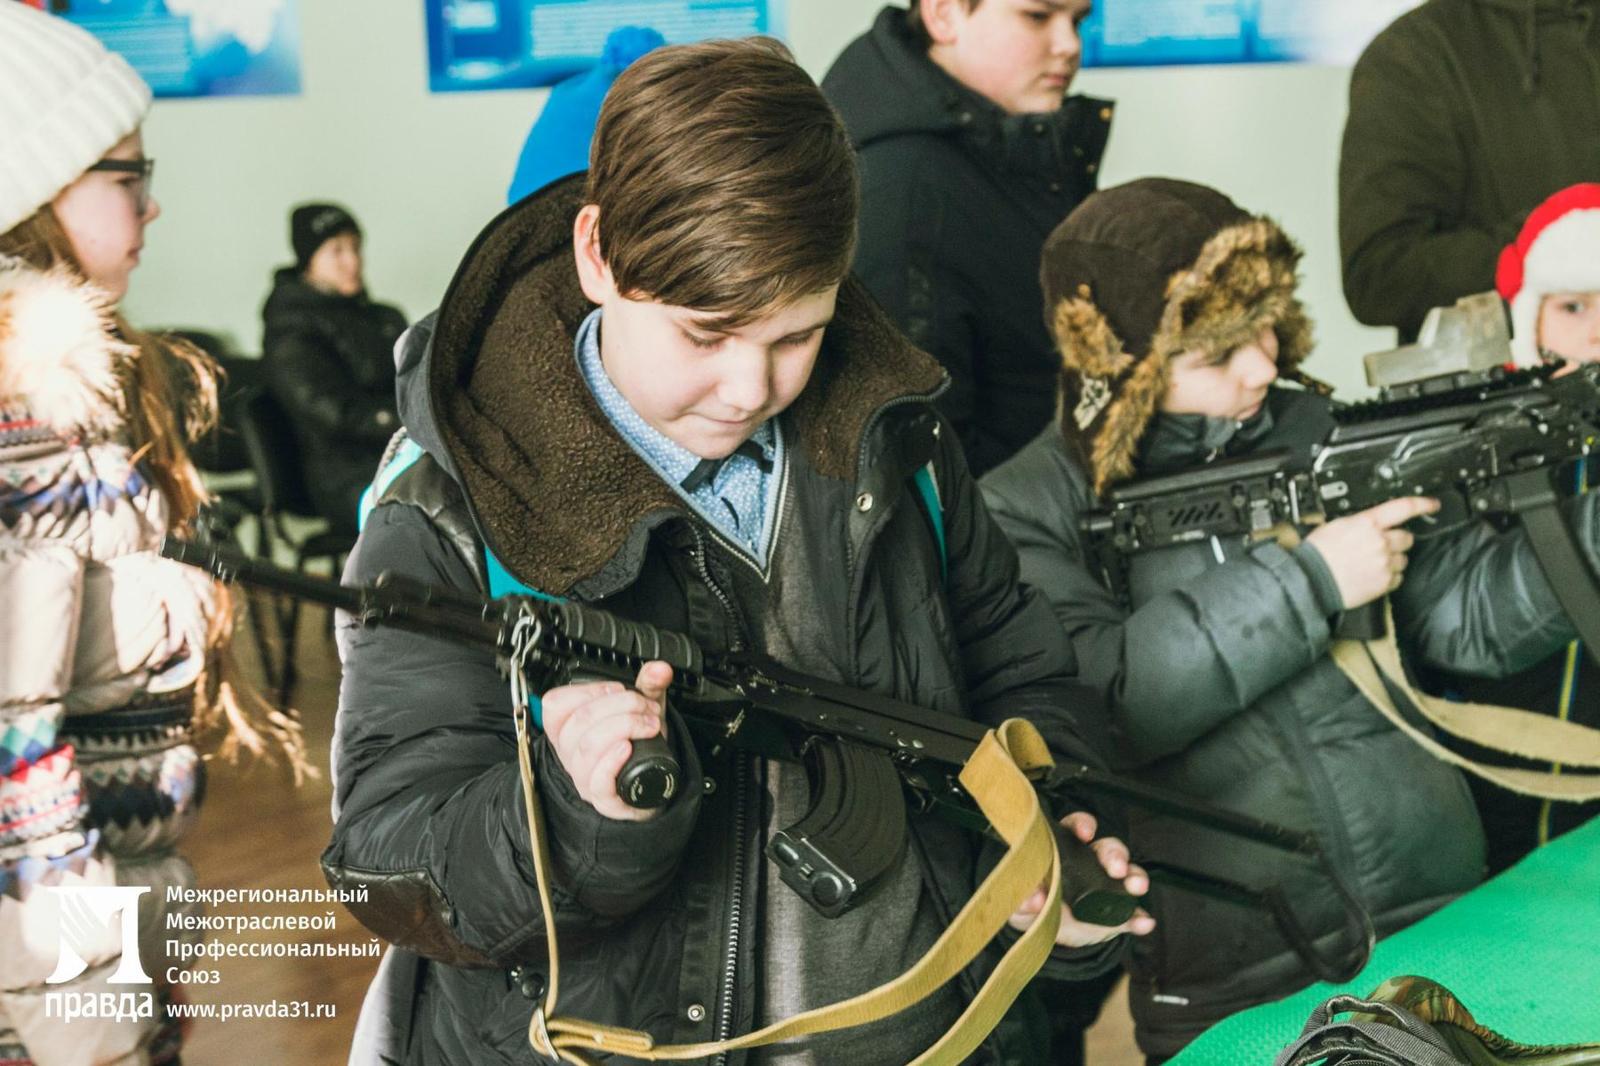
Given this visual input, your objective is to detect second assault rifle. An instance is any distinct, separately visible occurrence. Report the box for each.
[1082,361,1600,659]
[165,536,1376,982]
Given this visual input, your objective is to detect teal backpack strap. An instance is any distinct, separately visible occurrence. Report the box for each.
[357,435,425,532]
[911,460,947,583]
[484,546,560,602]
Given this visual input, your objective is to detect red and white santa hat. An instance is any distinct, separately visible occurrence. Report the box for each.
[1496,183,1600,367]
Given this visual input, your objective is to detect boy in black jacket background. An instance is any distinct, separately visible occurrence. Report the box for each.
[824,1,1113,478]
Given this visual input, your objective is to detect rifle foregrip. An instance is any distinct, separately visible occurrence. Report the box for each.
[617,734,680,809]
[1051,820,1140,927]
[553,601,704,678]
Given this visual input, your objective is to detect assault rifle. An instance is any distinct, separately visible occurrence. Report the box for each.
[1082,362,1600,659]
[163,536,1375,981]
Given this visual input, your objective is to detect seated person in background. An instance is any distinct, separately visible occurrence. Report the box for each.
[1338,0,1600,343]
[261,202,405,534]
[823,0,1114,478]
[1426,182,1600,875]
[980,177,1600,1063]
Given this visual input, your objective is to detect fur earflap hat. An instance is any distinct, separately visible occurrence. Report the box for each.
[1042,177,1320,495]
[1496,183,1600,367]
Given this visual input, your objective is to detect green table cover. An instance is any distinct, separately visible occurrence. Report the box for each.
[1169,815,1600,1064]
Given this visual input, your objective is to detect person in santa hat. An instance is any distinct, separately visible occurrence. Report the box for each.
[1422,182,1600,877]
[1498,183,1600,368]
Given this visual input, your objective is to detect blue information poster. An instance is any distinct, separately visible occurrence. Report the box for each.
[15,0,302,98]
[1081,0,1420,67]
[426,0,783,92]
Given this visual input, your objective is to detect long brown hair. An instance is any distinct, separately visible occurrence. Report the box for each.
[0,204,310,779]
[2,206,216,521]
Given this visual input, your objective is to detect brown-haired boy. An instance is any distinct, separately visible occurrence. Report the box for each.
[323,38,1147,1065]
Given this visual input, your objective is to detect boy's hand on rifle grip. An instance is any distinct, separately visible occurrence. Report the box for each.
[1008,811,1156,948]
[541,661,673,822]
[1305,496,1440,609]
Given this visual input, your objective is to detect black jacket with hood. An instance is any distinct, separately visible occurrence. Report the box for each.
[320,177,1122,1065]
[982,178,1600,1059]
[1339,0,1600,341]
[822,7,1114,478]
[260,268,406,531]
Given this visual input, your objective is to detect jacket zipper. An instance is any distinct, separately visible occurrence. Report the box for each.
[713,754,751,1065]
[690,525,750,1065]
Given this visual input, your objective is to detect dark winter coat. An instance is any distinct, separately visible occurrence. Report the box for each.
[823,7,1114,478]
[260,269,406,532]
[1422,461,1600,875]
[981,386,1600,1059]
[321,178,1122,1066]
[1339,0,1600,341]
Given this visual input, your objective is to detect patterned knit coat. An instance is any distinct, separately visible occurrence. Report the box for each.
[0,260,214,1066]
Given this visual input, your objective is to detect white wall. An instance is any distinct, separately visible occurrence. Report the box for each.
[125,1,1396,397]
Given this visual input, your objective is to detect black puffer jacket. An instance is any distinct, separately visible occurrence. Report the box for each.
[260,269,406,532]
[982,387,1600,1060]
[823,7,1113,477]
[322,179,1121,1065]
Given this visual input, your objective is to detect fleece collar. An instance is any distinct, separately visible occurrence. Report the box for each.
[416,175,947,596]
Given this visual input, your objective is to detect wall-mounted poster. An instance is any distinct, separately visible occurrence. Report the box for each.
[426,0,784,92]
[1081,0,1421,68]
[11,0,301,97]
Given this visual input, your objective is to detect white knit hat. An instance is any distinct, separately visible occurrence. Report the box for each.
[0,3,152,236]
[1496,183,1600,367]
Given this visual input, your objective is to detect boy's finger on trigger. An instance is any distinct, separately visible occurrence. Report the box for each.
[1370,495,1438,529]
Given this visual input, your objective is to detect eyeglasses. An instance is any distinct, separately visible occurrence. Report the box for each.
[87,157,156,215]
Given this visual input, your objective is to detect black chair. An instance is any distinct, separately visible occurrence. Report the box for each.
[234,387,358,705]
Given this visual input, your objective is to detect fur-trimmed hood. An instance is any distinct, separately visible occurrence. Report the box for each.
[0,257,129,437]
[1040,178,1325,495]
[402,174,947,596]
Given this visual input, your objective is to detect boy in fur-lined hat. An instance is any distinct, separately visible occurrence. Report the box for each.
[981,177,1600,1062]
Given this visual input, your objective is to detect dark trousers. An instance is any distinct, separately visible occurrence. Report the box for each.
[1036,967,1123,1064]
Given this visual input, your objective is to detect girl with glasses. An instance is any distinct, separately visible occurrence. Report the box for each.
[0,6,305,1064]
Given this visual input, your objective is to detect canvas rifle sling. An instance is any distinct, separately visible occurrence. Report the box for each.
[509,655,1073,1066]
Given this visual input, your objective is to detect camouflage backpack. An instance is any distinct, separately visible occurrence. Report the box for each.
[1274,976,1600,1065]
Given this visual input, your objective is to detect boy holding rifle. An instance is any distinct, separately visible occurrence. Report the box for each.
[981,177,1600,1063]
[322,39,1148,1066]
